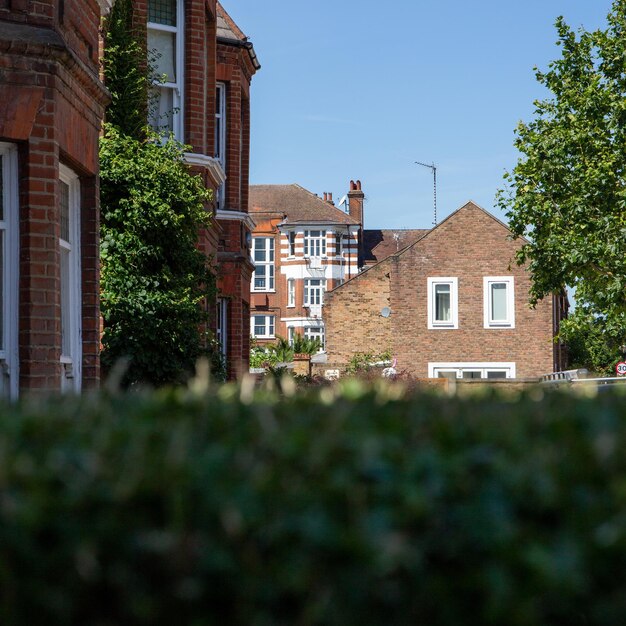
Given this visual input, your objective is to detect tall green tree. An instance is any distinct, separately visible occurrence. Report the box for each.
[497,0,626,372]
[100,0,218,386]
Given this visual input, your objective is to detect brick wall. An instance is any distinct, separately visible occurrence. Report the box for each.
[324,258,393,365]
[0,0,108,394]
[325,204,556,379]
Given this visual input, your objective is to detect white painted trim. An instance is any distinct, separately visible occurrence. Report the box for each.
[59,164,82,393]
[184,153,226,185]
[427,277,458,329]
[250,314,275,338]
[215,208,255,230]
[428,362,516,379]
[483,276,515,328]
[0,143,19,400]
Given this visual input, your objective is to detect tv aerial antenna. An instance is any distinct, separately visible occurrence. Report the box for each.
[415,161,437,225]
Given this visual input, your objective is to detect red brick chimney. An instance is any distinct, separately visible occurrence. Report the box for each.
[348,180,365,267]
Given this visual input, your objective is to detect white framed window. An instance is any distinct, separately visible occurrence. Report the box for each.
[304,230,326,257]
[59,164,82,393]
[215,82,226,208]
[251,314,275,338]
[429,362,516,379]
[484,276,515,328]
[287,278,295,307]
[147,0,184,141]
[304,278,326,307]
[304,325,325,351]
[335,232,343,257]
[216,297,228,360]
[252,237,274,291]
[0,143,19,400]
[427,277,458,329]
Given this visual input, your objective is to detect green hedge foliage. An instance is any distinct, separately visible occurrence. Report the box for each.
[2,384,626,624]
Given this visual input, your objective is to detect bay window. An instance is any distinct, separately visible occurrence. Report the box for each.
[304,230,326,257]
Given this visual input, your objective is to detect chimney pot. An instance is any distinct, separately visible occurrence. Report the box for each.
[350,180,356,190]
[328,192,333,203]
[323,192,327,201]
[356,180,362,190]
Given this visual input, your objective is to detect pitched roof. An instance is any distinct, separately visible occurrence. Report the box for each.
[363,229,430,264]
[216,1,247,41]
[249,184,361,226]
[216,2,260,70]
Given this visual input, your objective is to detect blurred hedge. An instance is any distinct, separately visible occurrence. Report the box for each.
[2,383,626,624]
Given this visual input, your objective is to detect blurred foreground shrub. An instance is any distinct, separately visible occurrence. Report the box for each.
[1,384,626,624]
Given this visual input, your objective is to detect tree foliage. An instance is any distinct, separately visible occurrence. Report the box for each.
[99,127,215,386]
[100,1,218,386]
[497,0,626,369]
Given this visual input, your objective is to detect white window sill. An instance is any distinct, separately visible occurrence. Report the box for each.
[429,324,458,330]
[252,289,276,294]
[484,323,514,329]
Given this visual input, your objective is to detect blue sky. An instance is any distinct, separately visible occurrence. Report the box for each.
[227,1,612,229]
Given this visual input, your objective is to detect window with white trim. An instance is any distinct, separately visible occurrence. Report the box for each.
[59,164,82,393]
[215,82,226,208]
[304,278,326,306]
[0,143,19,399]
[252,237,274,291]
[147,0,184,140]
[304,230,326,257]
[483,276,515,328]
[251,314,275,338]
[429,362,515,379]
[287,278,295,307]
[427,277,458,329]
[304,325,325,351]
[335,232,342,257]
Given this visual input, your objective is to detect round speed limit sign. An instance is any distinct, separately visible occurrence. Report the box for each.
[616,362,626,376]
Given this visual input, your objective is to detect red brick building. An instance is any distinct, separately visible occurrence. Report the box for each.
[0,0,110,397]
[324,202,567,380]
[142,0,259,379]
[249,182,363,347]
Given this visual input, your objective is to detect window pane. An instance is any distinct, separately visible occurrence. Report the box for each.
[148,87,174,132]
[60,249,70,357]
[437,371,457,380]
[60,181,70,242]
[254,247,266,262]
[148,29,176,82]
[148,0,177,26]
[491,283,508,321]
[462,371,482,379]
[435,284,451,321]
[487,371,507,379]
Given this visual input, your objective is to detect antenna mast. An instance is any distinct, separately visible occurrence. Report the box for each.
[415,161,437,225]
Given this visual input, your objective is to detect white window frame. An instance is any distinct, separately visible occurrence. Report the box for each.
[59,164,82,393]
[427,277,458,329]
[428,362,516,379]
[304,278,326,307]
[0,143,19,400]
[303,230,327,258]
[147,0,184,141]
[483,276,515,328]
[304,324,325,351]
[252,237,275,292]
[215,81,226,209]
[251,314,275,339]
[287,278,295,307]
[334,231,343,258]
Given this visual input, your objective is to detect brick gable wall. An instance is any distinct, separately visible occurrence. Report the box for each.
[325,205,557,379]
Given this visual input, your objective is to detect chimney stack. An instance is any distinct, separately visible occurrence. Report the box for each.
[348,179,365,267]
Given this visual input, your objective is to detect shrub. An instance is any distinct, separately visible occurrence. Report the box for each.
[2,386,626,624]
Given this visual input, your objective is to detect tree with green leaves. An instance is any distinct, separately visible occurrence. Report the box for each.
[100,0,219,386]
[497,0,626,373]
